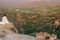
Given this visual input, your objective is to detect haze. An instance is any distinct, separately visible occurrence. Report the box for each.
[0,0,60,6]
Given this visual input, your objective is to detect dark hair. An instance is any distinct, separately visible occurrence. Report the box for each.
[51,17,60,24]
[55,17,60,20]
[52,21,55,24]
[4,14,7,16]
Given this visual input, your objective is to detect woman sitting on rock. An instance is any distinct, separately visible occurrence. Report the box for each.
[0,14,9,24]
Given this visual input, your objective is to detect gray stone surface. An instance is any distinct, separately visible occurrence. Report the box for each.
[0,29,39,40]
[0,24,39,40]
[4,34,39,40]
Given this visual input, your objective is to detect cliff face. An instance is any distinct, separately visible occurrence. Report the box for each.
[0,23,18,33]
[4,34,38,40]
[0,29,39,40]
[0,23,39,40]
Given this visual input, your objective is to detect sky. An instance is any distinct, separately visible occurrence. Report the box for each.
[0,0,60,6]
[0,0,33,6]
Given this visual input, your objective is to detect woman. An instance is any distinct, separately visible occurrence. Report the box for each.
[50,17,60,39]
[50,18,60,33]
[0,14,9,24]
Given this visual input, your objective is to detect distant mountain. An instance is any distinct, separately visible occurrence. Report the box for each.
[28,0,60,5]
[0,0,60,7]
[25,0,60,7]
[0,0,32,7]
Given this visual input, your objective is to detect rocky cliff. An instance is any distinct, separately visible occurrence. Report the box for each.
[0,23,39,40]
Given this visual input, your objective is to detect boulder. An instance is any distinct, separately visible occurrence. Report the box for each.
[0,23,18,33]
[0,28,39,40]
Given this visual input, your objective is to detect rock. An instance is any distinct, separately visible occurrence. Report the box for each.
[4,34,39,40]
[0,38,4,40]
[0,23,18,33]
[0,28,15,37]
[0,28,39,40]
[0,23,39,40]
